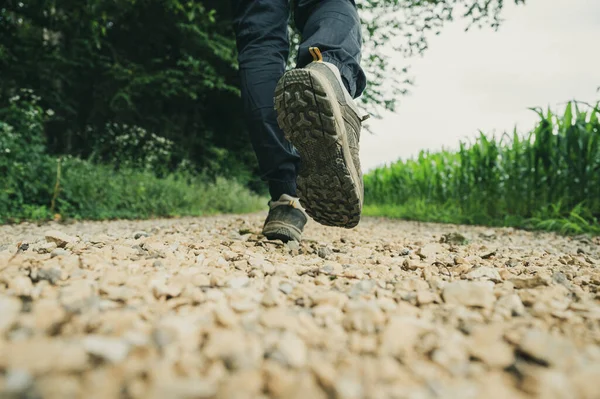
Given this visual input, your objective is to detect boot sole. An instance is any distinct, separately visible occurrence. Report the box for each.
[274,69,361,228]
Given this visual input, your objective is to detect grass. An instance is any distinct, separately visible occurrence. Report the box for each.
[1,156,265,224]
[0,95,265,224]
[364,102,600,235]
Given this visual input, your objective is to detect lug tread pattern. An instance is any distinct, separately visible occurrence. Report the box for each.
[274,69,362,228]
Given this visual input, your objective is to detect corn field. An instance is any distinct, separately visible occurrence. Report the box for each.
[364,102,600,234]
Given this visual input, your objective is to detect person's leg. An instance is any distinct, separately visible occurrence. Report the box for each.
[231,0,308,243]
[273,0,368,229]
[231,0,300,201]
[294,0,366,98]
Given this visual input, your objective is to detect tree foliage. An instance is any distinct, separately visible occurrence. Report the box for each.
[355,0,526,115]
[0,0,525,180]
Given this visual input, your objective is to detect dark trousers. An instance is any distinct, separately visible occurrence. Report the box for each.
[231,0,366,200]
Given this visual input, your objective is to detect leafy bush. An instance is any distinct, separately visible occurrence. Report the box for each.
[54,158,264,220]
[0,91,54,220]
[89,123,178,176]
[364,102,600,234]
[0,91,265,223]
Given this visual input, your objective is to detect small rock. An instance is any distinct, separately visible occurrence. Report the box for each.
[467,325,514,368]
[480,230,497,239]
[1,339,88,373]
[214,304,238,327]
[510,275,550,289]
[518,329,577,368]
[416,290,437,306]
[465,266,502,282]
[494,294,526,317]
[218,370,263,398]
[319,262,343,276]
[60,280,97,312]
[261,262,276,275]
[227,276,250,289]
[318,246,333,259]
[83,335,130,363]
[32,267,62,285]
[194,254,206,266]
[454,256,468,265]
[229,295,257,313]
[203,329,262,370]
[0,295,21,334]
[150,277,184,298]
[153,260,165,268]
[430,333,470,375]
[379,316,431,358]
[440,232,468,245]
[36,242,57,254]
[3,369,33,394]
[342,268,364,279]
[286,241,300,251]
[271,332,307,368]
[31,300,67,333]
[233,259,248,270]
[416,243,444,260]
[9,276,34,297]
[481,250,497,259]
[279,282,294,295]
[395,278,429,292]
[552,272,572,288]
[133,231,150,239]
[151,315,202,350]
[334,375,364,399]
[348,280,376,298]
[88,234,111,244]
[45,230,78,248]
[343,301,386,334]
[570,365,600,399]
[50,248,69,258]
[518,366,574,397]
[443,281,496,308]
[262,288,283,307]
[154,379,217,399]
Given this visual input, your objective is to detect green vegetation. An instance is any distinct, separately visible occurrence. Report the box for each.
[364,103,600,234]
[0,93,264,223]
[0,0,524,172]
[0,0,530,223]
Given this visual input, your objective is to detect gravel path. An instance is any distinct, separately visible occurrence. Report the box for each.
[1,214,599,399]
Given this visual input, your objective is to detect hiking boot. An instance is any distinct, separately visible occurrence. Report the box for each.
[274,47,369,228]
[262,194,308,242]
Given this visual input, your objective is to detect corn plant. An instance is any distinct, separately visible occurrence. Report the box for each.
[364,102,600,234]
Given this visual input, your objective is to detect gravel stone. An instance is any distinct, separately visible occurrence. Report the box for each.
[32,267,62,284]
[317,246,333,259]
[50,248,69,258]
[82,335,130,363]
[133,231,150,239]
[518,330,577,368]
[0,215,598,398]
[465,266,502,282]
[45,230,78,248]
[0,295,21,334]
[443,281,496,308]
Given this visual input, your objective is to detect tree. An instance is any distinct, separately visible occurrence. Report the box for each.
[0,0,526,183]
[354,0,526,116]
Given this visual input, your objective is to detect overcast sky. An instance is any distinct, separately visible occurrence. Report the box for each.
[360,0,600,171]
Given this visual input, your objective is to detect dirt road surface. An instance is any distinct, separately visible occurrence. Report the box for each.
[1,214,599,399]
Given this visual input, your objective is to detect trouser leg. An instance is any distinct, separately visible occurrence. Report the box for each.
[294,0,366,98]
[231,0,300,200]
